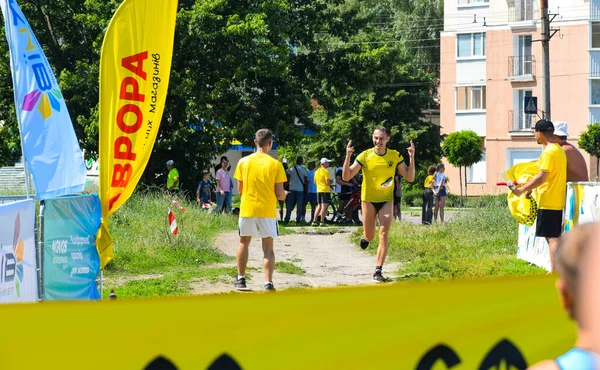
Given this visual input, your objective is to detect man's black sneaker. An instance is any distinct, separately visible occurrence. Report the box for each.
[373,271,387,282]
[360,237,369,250]
[264,283,276,292]
[234,277,247,290]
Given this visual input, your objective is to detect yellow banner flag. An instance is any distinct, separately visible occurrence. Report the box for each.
[1,276,575,368]
[97,0,178,268]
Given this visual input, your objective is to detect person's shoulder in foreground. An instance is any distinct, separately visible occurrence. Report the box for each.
[528,223,599,370]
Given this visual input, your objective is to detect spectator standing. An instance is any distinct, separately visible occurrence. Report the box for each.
[196,171,212,205]
[433,163,447,223]
[553,121,589,182]
[166,160,180,194]
[336,166,354,221]
[421,165,436,225]
[233,129,287,292]
[528,223,599,370]
[511,119,567,269]
[393,174,402,221]
[216,157,233,213]
[313,158,332,226]
[303,161,318,223]
[279,159,289,221]
[285,156,309,223]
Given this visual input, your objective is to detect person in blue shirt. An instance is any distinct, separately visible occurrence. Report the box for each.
[303,161,318,223]
[196,171,212,205]
[529,223,599,370]
[433,163,448,223]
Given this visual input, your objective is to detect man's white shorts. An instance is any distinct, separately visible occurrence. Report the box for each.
[238,218,279,239]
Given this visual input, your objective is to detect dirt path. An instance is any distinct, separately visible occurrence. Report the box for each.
[191,227,401,293]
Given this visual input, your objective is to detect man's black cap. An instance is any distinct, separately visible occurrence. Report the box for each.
[534,119,554,133]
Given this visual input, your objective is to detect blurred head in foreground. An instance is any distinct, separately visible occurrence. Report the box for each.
[529,223,599,370]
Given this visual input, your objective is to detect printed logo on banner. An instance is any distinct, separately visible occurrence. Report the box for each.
[5,0,64,120]
[416,339,527,370]
[144,354,242,370]
[0,212,26,297]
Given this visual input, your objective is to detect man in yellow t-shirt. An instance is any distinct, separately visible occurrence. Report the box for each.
[232,129,287,292]
[166,160,179,194]
[511,119,567,269]
[342,126,415,282]
[422,165,436,225]
[312,158,332,226]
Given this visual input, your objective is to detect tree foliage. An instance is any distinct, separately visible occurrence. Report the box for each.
[0,0,441,193]
[442,130,483,200]
[578,122,600,181]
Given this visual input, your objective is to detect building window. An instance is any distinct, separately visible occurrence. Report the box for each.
[592,80,600,105]
[456,86,486,111]
[467,151,486,184]
[593,22,600,48]
[457,33,486,57]
[458,0,489,4]
[507,149,542,169]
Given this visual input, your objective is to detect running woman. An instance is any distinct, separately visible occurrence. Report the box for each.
[342,126,415,282]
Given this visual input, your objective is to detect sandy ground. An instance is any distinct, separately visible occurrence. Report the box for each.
[191,226,402,294]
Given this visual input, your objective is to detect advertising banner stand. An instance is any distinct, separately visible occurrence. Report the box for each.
[42,195,102,300]
[0,199,38,303]
[517,182,600,272]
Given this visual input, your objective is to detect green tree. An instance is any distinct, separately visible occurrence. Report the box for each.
[0,0,441,196]
[579,122,600,181]
[442,130,483,202]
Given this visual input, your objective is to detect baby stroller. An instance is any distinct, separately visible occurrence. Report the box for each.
[332,188,362,225]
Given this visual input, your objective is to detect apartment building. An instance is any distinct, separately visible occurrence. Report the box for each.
[440,0,597,195]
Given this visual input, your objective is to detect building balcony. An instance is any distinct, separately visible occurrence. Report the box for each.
[509,110,535,136]
[508,1,538,28]
[508,55,535,82]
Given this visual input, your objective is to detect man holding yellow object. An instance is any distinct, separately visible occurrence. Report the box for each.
[511,119,567,269]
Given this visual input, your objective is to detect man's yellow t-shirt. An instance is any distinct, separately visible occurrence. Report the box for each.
[167,168,179,189]
[355,148,404,202]
[538,143,567,210]
[424,175,433,189]
[234,153,287,218]
[314,166,331,193]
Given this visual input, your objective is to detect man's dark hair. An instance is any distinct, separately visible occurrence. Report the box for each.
[296,156,304,165]
[307,161,315,170]
[374,126,390,137]
[535,119,554,134]
[255,129,273,147]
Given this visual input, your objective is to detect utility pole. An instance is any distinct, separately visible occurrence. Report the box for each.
[541,0,551,120]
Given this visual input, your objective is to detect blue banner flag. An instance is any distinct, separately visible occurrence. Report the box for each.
[0,0,86,199]
[43,195,101,300]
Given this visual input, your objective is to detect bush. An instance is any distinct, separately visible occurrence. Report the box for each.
[403,189,423,207]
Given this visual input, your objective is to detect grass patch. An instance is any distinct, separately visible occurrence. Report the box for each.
[104,190,238,276]
[275,261,306,275]
[102,267,240,299]
[352,197,545,282]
